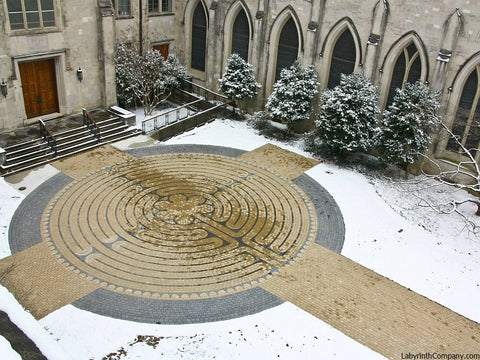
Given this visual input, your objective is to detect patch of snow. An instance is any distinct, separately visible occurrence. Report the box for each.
[0,335,21,360]
[0,286,70,359]
[41,303,383,360]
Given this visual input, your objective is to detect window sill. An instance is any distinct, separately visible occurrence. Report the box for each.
[148,12,174,18]
[116,15,134,20]
[8,27,61,36]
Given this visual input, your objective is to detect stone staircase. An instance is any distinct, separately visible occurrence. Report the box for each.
[0,110,140,176]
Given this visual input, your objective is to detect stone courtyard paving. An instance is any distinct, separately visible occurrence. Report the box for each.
[0,143,479,359]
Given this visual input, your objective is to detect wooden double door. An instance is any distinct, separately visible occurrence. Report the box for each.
[19,59,59,119]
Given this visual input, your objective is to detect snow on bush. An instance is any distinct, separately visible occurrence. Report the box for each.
[266,61,319,128]
[115,43,186,116]
[218,53,261,101]
[376,81,439,167]
[315,73,380,154]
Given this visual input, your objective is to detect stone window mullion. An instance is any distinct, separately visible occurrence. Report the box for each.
[403,51,419,88]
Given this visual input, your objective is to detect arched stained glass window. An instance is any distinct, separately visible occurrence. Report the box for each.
[275,17,298,81]
[327,29,356,89]
[232,9,249,61]
[447,66,480,156]
[387,42,422,105]
[192,2,207,71]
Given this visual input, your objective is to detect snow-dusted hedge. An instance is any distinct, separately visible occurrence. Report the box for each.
[376,81,439,166]
[266,61,319,128]
[218,53,261,101]
[315,73,380,154]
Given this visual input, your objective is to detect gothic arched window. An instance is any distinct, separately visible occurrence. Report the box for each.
[275,17,298,81]
[448,66,480,157]
[231,8,249,61]
[191,2,207,71]
[387,42,422,105]
[327,29,356,89]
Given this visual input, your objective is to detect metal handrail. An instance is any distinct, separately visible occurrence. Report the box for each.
[141,99,202,134]
[82,108,101,141]
[39,119,57,155]
[181,79,232,104]
[141,81,235,134]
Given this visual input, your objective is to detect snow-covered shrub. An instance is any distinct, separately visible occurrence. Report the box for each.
[218,53,261,102]
[376,81,439,170]
[266,61,319,131]
[303,129,329,156]
[115,44,186,116]
[115,44,138,109]
[248,111,270,130]
[315,73,380,155]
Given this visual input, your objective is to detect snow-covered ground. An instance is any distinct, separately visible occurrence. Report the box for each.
[0,118,479,359]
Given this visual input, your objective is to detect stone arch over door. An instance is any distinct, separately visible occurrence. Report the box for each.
[265,6,303,94]
[222,0,253,68]
[379,32,428,109]
[438,52,480,161]
[184,0,209,80]
[320,18,362,91]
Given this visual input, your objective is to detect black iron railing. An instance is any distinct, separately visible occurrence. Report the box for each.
[39,119,57,155]
[82,108,101,141]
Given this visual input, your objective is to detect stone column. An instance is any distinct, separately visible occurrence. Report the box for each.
[97,0,117,107]
[205,1,223,90]
[363,0,389,82]
[251,0,266,76]
[251,0,269,107]
[304,0,323,65]
[431,9,463,91]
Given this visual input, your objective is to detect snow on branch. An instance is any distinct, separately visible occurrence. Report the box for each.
[414,120,480,232]
[115,44,186,116]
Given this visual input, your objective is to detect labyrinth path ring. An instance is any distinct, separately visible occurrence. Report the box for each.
[42,153,317,299]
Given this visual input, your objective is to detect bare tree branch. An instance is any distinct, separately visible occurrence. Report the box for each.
[412,119,480,230]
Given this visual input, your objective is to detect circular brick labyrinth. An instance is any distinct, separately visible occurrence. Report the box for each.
[42,153,317,299]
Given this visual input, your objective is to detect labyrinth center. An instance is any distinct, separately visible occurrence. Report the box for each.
[42,153,317,299]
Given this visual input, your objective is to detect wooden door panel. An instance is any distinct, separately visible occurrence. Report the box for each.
[153,44,169,60]
[19,59,58,119]
[19,62,41,118]
[37,59,58,114]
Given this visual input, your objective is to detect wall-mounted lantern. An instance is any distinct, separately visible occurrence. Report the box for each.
[0,79,7,97]
[76,67,83,82]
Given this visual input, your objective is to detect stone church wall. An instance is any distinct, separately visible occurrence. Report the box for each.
[0,0,115,129]
[1,0,479,166]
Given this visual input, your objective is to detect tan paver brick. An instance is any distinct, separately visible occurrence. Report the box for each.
[51,144,136,180]
[42,153,316,299]
[239,144,319,180]
[0,243,100,319]
[261,243,480,358]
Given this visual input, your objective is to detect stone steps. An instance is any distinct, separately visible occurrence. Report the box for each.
[0,115,140,176]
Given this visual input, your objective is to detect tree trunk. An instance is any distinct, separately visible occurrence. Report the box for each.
[286,122,294,134]
[404,163,411,180]
[475,202,480,216]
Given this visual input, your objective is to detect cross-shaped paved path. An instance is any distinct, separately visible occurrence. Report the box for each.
[1,144,478,359]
